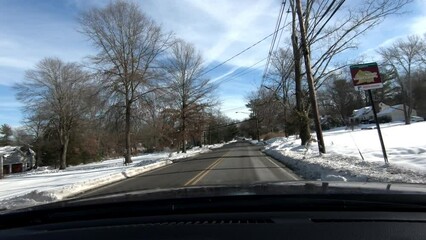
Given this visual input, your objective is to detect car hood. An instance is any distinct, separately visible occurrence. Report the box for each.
[4,180,426,214]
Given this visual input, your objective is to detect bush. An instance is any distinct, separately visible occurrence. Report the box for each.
[378,115,392,123]
[261,132,287,141]
[321,123,331,131]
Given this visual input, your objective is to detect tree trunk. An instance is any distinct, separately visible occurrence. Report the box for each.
[402,99,410,124]
[124,99,132,164]
[407,66,412,124]
[290,0,310,146]
[0,156,3,179]
[59,136,69,170]
[35,148,41,168]
[182,114,187,153]
[296,0,326,153]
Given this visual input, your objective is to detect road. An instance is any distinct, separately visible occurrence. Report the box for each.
[79,141,300,198]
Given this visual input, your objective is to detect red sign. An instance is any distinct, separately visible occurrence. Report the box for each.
[350,62,383,90]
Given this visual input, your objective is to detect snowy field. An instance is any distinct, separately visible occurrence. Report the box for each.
[264,121,426,183]
[0,143,226,210]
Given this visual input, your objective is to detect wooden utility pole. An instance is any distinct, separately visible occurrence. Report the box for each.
[295,0,326,153]
[0,155,3,179]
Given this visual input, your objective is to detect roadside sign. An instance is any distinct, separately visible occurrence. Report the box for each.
[348,62,388,165]
[350,62,383,90]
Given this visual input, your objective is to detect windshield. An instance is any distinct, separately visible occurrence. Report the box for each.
[0,0,425,211]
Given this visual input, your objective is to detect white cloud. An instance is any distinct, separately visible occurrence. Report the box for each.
[410,17,426,35]
[147,0,282,68]
[219,96,251,120]
[359,35,407,61]
[0,57,35,70]
[2,0,425,124]
[410,0,426,35]
[0,39,20,49]
[211,67,240,82]
[0,101,23,108]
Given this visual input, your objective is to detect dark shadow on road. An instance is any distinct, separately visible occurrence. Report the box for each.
[210,146,263,153]
[174,154,265,163]
[136,166,285,179]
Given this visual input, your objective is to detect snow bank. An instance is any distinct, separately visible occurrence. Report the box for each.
[0,142,228,210]
[263,122,426,183]
[168,143,226,160]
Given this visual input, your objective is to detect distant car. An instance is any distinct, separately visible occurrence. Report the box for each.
[411,116,424,122]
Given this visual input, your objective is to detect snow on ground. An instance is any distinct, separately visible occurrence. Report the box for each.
[0,143,227,210]
[263,121,426,183]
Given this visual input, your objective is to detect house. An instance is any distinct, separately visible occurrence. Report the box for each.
[1,146,35,174]
[377,103,417,122]
[351,103,419,124]
[350,106,374,123]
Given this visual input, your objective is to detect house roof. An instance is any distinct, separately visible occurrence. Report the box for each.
[0,146,21,158]
[378,104,404,115]
[352,106,372,118]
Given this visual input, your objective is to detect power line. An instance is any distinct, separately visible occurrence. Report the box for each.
[221,106,248,112]
[204,118,255,131]
[201,13,291,77]
[273,6,290,54]
[215,57,267,86]
[266,0,346,98]
[309,0,345,42]
[306,0,337,40]
[261,0,287,84]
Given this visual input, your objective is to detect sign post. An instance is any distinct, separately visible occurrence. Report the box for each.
[350,62,389,165]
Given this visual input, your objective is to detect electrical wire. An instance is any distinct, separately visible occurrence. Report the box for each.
[221,106,248,112]
[215,57,267,86]
[201,3,291,78]
[273,6,290,54]
[309,0,346,42]
[261,0,287,85]
[266,0,346,98]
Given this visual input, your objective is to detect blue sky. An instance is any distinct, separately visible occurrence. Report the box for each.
[1,0,425,127]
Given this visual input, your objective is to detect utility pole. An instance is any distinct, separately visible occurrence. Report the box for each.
[295,0,326,153]
[255,115,260,141]
[0,155,4,179]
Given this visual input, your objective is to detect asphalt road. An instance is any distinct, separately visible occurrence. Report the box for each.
[78,141,300,198]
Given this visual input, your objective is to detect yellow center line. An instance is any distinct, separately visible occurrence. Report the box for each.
[184,152,230,186]
[190,157,224,186]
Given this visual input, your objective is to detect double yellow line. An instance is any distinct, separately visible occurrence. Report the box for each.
[184,154,226,186]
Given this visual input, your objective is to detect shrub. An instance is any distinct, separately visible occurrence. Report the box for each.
[261,132,287,141]
[378,115,392,123]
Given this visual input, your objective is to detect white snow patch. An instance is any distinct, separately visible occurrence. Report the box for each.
[263,122,426,183]
[0,142,230,210]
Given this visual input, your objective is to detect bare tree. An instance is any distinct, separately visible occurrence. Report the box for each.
[411,69,426,118]
[303,0,413,89]
[319,78,364,124]
[266,48,295,134]
[288,0,311,146]
[282,0,412,151]
[295,0,326,153]
[15,57,93,169]
[23,112,49,167]
[79,0,172,164]
[377,35,426,124]
[162,40,216,153]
